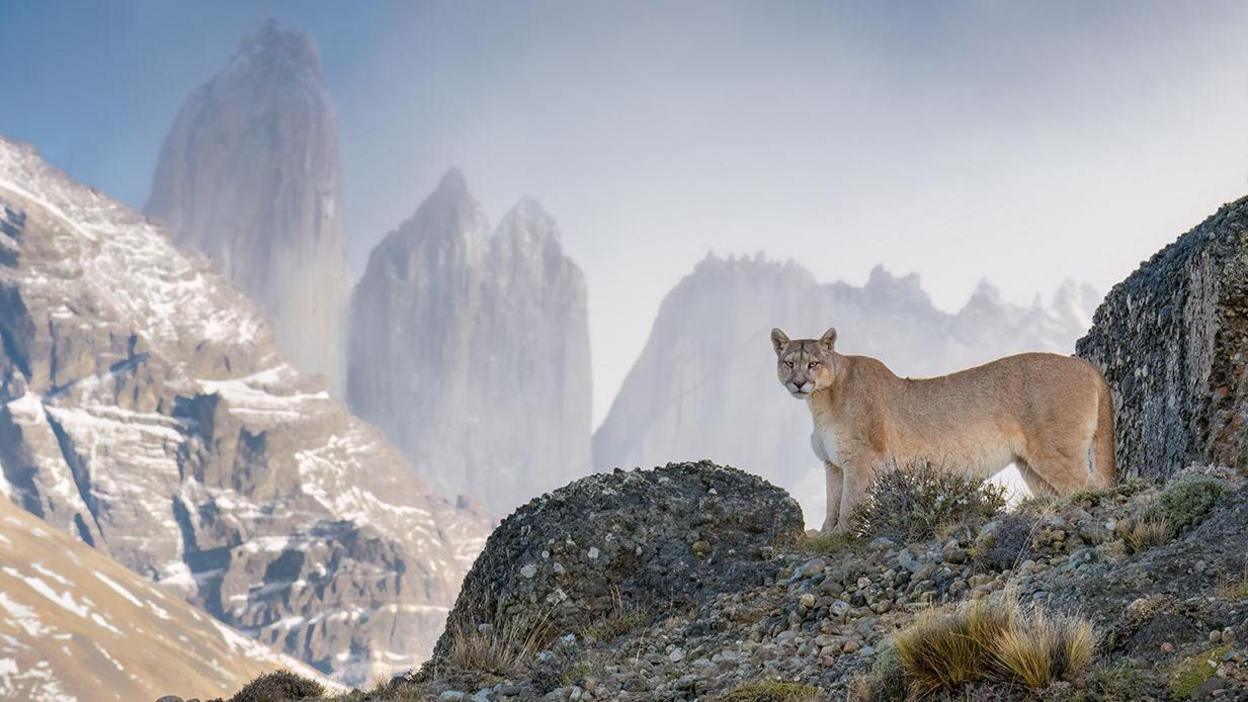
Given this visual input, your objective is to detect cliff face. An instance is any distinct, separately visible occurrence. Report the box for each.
[0,136,488,684]
[594,254,1098,522]
[347,173,592,515]
[145,22,347,394]
[1078,195,1248,481]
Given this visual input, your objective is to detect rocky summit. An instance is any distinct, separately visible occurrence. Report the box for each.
[347,171,592,516]
[1079,194,1248,482]
[146,21,348,393]
[0,135,488,684]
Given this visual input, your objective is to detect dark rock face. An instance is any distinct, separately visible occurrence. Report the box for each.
[0,136,488,684]
[146,22,347,394]
[1077,195,1248,480]
[348,173,592,515]
[426,461,804,665]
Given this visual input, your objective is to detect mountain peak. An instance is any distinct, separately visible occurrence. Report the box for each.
[233,20,322,79]
[435,167,469,197]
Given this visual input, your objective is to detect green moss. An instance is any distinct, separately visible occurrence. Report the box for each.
[1071,662,1153,701]
[1170,645,1229,700]
[852,646,906,702]
[798,531,866,556]
[716,680,821,702]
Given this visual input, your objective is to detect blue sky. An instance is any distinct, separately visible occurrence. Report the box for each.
[3,1,1248,420]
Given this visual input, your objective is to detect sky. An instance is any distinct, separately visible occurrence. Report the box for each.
[2,1,1248,425]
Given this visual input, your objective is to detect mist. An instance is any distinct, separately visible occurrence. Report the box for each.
[3,1,1247,424]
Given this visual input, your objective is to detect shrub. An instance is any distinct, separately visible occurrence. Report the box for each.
[716,680,821,701]
[230,670,324,702]
[972,513,1036,572]
[888,593,1095,697]
[851,462,1007,542]
[1156,478,1225,531]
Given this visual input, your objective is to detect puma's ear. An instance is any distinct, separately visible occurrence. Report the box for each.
[819,327,838,353]
[770,328,790,355]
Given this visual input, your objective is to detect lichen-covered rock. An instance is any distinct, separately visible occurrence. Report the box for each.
[426,461,804,665]
[1077,195,1248,480]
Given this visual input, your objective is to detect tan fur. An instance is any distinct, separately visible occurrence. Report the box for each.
[770,327,1116,533]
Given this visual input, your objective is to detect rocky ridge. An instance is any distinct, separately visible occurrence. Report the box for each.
[347,171,592,516]
[0,135,488,684]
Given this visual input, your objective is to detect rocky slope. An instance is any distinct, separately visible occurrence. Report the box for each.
[0,134,488,684]
[0,496,332,701]
[240,462,1247,702]
[594,254,1099,522]
[347,171,592,516]
[146,21,347,394]
[1078,194,1248,482]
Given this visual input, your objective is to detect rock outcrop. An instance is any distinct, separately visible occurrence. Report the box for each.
[146,21,347,394]
[0,135,488,684]
[594,254,1099,522]
[0,496,332,700]
[347,172,592,515]
[1078,195,1248,481]
[424,460,804,669]
[385,466,1248,701]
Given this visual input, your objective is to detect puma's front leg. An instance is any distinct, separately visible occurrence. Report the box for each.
[836,458,877,534]
[821,461,844,533]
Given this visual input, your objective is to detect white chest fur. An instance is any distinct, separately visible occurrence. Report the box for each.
[810,424,842,466]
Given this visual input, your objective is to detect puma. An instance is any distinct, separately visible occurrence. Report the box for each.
[771,327,1115,533]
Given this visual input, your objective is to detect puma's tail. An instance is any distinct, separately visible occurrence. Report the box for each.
[1091,379,1117,488]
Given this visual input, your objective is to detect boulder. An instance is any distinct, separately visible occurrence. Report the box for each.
[427,461,804,665]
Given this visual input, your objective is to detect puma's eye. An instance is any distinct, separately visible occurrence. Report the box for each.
[783,361,793,369]
[808,361,820,370]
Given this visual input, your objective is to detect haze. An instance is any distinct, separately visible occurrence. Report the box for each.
[2,1,1246,424]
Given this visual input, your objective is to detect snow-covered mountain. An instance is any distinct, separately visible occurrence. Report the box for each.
[347,171,592,515]
[0,135,488,684]
[593,253,1100,524]
[0,495,332,701]
[145,21,348,394]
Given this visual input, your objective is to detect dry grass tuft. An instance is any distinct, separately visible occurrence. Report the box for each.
[890,592,1095,697]
[1125,514,1172,554]
[990,606,1094,689]
[444,610,552,675]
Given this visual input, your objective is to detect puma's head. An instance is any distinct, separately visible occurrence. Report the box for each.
[771,327,838,399]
